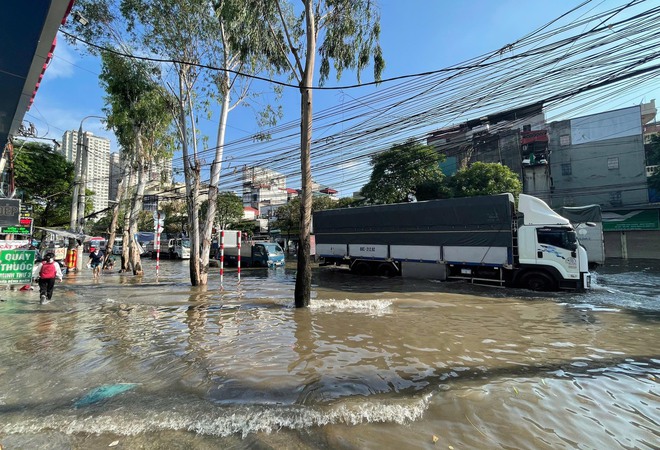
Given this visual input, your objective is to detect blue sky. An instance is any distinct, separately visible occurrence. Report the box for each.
[24,0,659,197]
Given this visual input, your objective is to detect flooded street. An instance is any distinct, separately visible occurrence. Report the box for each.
[0,258,658,449]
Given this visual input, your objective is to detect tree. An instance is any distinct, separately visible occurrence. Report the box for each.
[273,195,338,253]
[231,0,385,307]
[13,141,75,228]
[215,192,244,229]
[199,191,243,229]
[361,139,446,204]
[448,162,522,198]
[335,196,363,208]
[100,50,174,275]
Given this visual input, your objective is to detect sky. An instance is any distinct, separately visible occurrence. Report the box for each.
[23,0,660,198]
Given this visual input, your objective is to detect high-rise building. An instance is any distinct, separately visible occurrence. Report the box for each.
[109,152,121,201]
[61,130,111,216]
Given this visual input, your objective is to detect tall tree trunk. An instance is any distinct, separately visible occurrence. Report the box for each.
[120,165,135,272]
[187,166,201,284]
[177,67,202,286]
[128,141,147,276]
[201,73,231,285]
[295,1,317,308]
[104,176,124,269]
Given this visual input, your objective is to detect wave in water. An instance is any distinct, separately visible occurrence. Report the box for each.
[0,393,431,439]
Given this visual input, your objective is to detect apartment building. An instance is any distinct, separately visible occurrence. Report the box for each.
[61,130,111,215]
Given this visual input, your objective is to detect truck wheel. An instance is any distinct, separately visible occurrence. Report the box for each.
[520,271,556,291]
[377,263,398,278]
[351,261,372,276]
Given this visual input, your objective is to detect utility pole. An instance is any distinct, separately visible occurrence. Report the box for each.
[75,128,88,271]
[67,129,83,272]
[67,115,104,272]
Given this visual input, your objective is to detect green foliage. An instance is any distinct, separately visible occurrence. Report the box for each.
[361,139,446,204]
[215,192,244,228]
[335,196,363,208]
[224,0,385,86]
[89,213,119,236]
[13,141,75,227]
[448,162,522,198]
[100,50,174,162]
[161,200,187,235]
[273,196,338,234]
[200,191,244,228]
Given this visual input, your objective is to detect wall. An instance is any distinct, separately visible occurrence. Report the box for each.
[547,107,648,209]
[604,230,660,259]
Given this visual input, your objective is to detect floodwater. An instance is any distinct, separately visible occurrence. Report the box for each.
[0,258,658,449]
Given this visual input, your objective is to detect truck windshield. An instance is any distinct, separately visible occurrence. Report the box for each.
[181,239,190,248]
[263,243,284,255]
[537,228,578,251]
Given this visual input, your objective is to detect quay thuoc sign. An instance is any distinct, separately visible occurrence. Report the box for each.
[0,249,36,285]
[0,199,20,226]
[0,218,33,235]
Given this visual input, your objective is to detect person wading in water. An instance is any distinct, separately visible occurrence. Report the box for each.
[32,252,63,304]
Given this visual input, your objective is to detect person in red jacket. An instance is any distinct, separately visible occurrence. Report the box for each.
[32,252,63,304]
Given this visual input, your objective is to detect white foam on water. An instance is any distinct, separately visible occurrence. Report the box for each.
[310,298,394,313]
[272,298,393,313]
[0,394,432,439]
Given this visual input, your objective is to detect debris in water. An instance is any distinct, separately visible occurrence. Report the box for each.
[74,383,138,408]
[432,435,439,443]
[109,441,119,447]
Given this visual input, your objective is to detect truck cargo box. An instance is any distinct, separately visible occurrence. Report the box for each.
[313,194,515,248]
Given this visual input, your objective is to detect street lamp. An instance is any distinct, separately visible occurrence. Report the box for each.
[67,115,104,272]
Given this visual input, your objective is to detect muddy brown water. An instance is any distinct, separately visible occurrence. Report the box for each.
[0,258,658,449]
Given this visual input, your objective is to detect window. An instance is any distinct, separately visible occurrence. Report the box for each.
[610,191,622,207]
[537,228,577,251]
[561,163,572,176]
[607,157,619,170]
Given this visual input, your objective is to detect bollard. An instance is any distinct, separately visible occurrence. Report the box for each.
[219,230,225,287]
[66,248,77,271]
[237,231,241,283]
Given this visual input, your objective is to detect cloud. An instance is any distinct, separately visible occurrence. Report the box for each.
[45,40,76,80]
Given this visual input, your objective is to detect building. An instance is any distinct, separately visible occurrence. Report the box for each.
[427,103,546,177]
[242,166,288,215]
[109,152,121,201]
[427,101,660,260]
[542,105,651,209]
[61,130,111,215]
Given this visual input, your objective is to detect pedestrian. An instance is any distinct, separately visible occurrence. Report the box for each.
[32,252,63,304]
[88,247,104,278]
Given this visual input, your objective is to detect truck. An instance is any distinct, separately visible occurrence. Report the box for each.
[157,237,190,259]
[223,241,285,267]
[313,193,591,291]
[214,231,285,267]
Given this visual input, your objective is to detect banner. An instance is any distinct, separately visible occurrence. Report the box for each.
[0,249,36,284]
[0,218,33,235]
[0,199,20,226]
[602,209,660,231]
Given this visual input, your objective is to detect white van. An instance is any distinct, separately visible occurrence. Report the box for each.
[112,237,123,255]
[159,238,190,259]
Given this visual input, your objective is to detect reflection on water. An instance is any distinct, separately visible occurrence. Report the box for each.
[0,259,659,448]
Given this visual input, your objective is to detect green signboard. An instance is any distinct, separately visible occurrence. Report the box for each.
[602,209,660,231]
[0,250,36,285]
[0,218,33,235]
